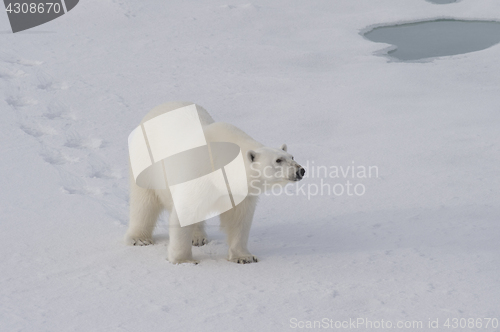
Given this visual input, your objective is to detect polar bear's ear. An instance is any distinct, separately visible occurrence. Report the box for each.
[280,144,287,152]
[247,150,257,162]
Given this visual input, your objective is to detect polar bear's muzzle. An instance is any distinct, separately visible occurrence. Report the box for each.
[295,166,305,181]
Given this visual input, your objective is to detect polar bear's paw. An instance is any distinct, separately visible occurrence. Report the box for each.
[168,258,199,265]
[192,235,208,247]
[230,255,259,264]
[125,235,154,246]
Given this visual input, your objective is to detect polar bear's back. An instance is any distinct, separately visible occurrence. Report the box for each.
[140,101,214,127]
[204,122,263,151]
[138,102,262,150]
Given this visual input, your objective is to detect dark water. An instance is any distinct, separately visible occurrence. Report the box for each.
[363,19,500,61]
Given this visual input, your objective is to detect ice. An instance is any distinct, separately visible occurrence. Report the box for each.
[1,0,499,331]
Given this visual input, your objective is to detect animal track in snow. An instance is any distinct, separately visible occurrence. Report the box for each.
[2,52,127,226]
[0,68,27,79]
[36,72,69,90]
[61,185,104,196]
[88,167,122,180]
[87,155,122,179]
[65,133,104,150]
[40,149,80,165]
[16,59,44,66]
[6,96,38,108]
[0,52,42,66]
[58,170,104,197]
[43,102,77,120]
[38,80,69,90]
[19,123,57,138]
[2,58,43,67]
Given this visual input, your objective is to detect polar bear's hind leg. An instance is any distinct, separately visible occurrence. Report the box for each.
[125,185,162,246]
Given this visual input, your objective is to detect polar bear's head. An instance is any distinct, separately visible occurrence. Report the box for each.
[247,144,305,193]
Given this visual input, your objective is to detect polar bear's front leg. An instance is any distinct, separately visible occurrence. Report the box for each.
[192,221,208,246]
[220,196,259,264]
[168,209,198,264]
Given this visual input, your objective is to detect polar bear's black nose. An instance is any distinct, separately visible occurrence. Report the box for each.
[296,167,305,180]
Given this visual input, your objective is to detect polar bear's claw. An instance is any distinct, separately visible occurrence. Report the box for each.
[231,256,259,264]
[135,238,153,246]
[125,236,153,246]
[192,237,208,247]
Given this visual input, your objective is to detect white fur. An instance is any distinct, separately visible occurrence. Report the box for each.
[125,102,302,264]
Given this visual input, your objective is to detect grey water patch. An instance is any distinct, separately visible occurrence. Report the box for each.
[426,0,457,4]
[363,19,500,61]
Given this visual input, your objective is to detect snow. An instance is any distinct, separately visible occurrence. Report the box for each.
[1,0,499,331]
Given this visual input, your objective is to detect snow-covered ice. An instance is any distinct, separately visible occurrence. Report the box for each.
[1,0,499,331]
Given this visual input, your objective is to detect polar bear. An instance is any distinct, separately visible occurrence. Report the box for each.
[125,102,305,264]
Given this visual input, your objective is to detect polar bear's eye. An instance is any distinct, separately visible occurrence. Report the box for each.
[291,157,294,160]
[276,159,282,163]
